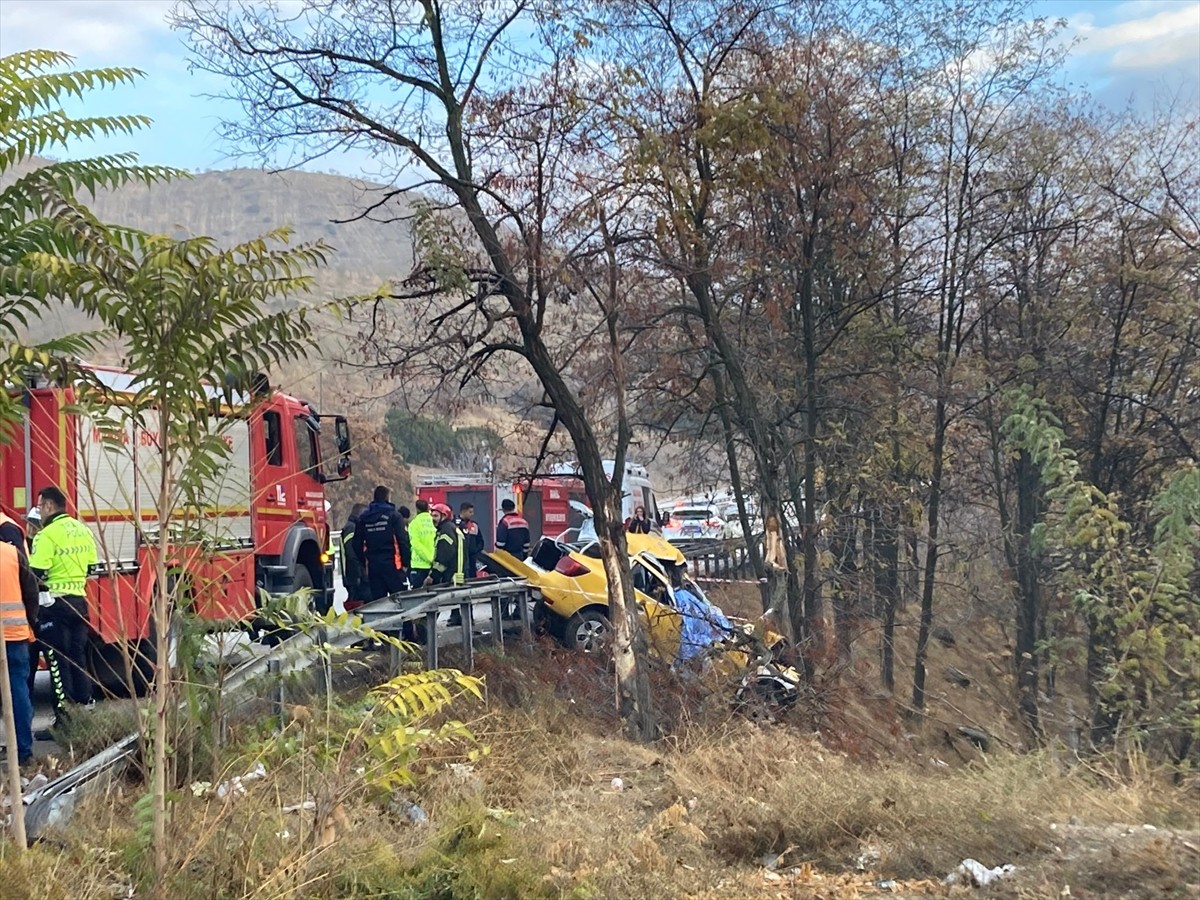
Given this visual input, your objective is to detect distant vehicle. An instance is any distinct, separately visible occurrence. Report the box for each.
[547,459,662,527]
[662,504,726,542]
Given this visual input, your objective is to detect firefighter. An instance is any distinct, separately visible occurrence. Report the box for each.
[447,502,484,628]
[495,499,531,557]
[428,503,466,587]
[496,500,531,619]
[28,485,98,723]
[1,540,38,766]
[339,503,372,610]
[456,503,484,580]
[407,500,436,590]
[352,486,410,602]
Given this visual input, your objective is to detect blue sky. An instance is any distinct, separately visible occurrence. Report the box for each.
[0,0,1196,176]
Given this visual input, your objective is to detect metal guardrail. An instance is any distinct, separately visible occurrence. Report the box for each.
[21,577,535,841]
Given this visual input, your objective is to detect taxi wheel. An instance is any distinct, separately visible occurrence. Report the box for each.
[564,610,612,654]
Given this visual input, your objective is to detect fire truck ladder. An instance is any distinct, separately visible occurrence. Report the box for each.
[20,578,536,842]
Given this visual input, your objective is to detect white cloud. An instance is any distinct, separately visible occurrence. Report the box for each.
[0,0,173,60]
[1068,2,1200,68]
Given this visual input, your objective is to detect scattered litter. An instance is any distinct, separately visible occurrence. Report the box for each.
[611,777,624,792]
[686,797,698,812]
[854,844,882,871]
[215,762,267,799]
[275,829,291,839]
[282,800,316,813]
[945,858,1017,887]
[762,870,782,883]
[448,762,475,781]
[408,803,427,825]
[1143,824,1157,832]
[762,851,782,871]
[876,880,898,892]
[190,781,212,797]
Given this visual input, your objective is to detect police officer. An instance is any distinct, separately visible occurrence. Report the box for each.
[407,500,436,590]
[352,486,411,601]
[1,539,38,765]
[28,485,98,721]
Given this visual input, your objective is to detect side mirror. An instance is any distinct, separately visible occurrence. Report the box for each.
[335,416,352,478]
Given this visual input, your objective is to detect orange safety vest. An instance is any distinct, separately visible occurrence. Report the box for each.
[0,541,33,643]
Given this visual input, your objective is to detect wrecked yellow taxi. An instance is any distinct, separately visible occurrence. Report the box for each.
[484,528,801,708]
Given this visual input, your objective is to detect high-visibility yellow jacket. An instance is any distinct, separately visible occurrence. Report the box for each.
[29,512,97,597]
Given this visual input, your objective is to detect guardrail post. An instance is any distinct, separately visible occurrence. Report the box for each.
[518,587,533,648]
[460,603,474,672]
[489,595,503,651]
[267,657,284,722]
[424,610,439,669]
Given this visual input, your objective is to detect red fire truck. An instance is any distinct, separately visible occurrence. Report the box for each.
[416,473,589,550]
[0,365,351,692]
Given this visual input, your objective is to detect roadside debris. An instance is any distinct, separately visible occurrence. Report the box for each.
[945,858,1017,887]
[214,762,267,800]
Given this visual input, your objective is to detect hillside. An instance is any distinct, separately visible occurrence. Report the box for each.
[7,159,419,291]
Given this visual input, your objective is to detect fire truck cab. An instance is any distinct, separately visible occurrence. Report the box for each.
[0,365,352,691]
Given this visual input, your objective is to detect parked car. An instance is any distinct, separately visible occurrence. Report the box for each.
[662,505,726,542]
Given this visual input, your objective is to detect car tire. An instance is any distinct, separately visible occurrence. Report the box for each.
[563,609,612,653]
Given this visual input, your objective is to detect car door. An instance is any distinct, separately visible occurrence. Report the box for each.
[633,554,683,662]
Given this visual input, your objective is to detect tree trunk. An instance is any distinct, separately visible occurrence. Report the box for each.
[874,503,900,693]
[912,394,946,712]
[829,499,859,663]
[153,446,172,888]
[599,497,657,742]
[712,369,763,578]
[1014,448,1043,741]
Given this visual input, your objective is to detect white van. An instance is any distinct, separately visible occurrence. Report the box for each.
[548,459,661,527]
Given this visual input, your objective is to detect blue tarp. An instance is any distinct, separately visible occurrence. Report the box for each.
[674,586,733,664]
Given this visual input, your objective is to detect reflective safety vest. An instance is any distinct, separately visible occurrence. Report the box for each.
[29,512,98,597]
[0,541,33,642]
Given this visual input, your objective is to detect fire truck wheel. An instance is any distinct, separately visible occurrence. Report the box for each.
[88,633,156,699]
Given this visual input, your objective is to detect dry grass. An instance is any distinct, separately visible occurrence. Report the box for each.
[2,642,1196,899]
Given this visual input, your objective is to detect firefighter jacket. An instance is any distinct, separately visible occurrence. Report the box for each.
[352,501,410,572]
[0,541,36,641]
[495,512,531,558]
[28,511,97,597]
[408,511,436,570]
[456,518,483,578]
[432,519,465,585]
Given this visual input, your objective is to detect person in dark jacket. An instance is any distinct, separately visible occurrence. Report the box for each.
[495,499,531,558]
[429,503,465,587]
[447,502,484,627]
[352,486,410,601]
[495,500,531,620]
[626,505,652,534]
[339,503,373,610]
[456,503,484,579]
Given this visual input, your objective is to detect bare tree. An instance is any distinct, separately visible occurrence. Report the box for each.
[173,0,660,738]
